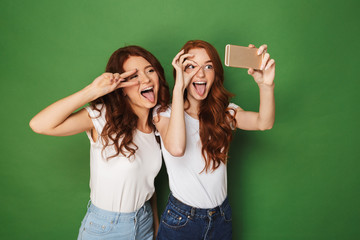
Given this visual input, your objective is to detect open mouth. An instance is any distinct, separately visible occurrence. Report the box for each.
[140,86,155,102]
[193,82,206,96]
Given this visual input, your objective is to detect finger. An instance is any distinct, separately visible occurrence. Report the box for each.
[188,66,201,78]
[113,73,120,82]
[261,53,270,70]
[108,74,115,83]
[179,53,194,64]
[248,68,255,75]
[182,59,198,69]
[120,69,138,79]
[257,44,268,55]
[265,59,275,70]
[172,49,185,65]
[117,80,140,89]
[248,44,255,48]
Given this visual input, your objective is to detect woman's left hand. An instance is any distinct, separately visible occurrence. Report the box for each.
[248,44,275,87]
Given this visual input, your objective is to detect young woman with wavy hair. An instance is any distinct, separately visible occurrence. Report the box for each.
[30,45,170,240]
[153,40,275,239]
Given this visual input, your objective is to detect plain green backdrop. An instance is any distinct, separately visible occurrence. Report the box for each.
[1,0,359,239]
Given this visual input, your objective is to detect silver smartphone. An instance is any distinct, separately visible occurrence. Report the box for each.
[225,44,264,70]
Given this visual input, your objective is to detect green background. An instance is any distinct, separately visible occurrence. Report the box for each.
[1,0,359,239]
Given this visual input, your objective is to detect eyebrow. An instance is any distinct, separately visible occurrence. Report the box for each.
[144,65,153,69]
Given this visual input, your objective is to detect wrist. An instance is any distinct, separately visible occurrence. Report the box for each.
[173,83,186,94]
[258,82,275,90]
[82,84,100,102]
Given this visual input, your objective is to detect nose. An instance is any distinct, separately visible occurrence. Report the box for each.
[195,66,205,78]
[140,72,151,84]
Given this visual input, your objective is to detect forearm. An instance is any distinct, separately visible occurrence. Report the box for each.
[163,85,186,156]
[257,83,275,130]
[30,85,97,134]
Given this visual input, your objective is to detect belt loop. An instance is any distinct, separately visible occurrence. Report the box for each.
[87,199,91,209]
[219,205,224,216]
[191,207,195,217]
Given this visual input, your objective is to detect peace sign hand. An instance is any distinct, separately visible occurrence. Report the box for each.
[90,69,139,99]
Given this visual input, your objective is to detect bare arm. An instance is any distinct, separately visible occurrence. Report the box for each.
[154,50,199,156]
[235,44,275,131]
[29,71,138,136]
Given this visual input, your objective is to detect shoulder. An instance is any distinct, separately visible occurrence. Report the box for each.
[85,104,106,118]
[153,104,172,119]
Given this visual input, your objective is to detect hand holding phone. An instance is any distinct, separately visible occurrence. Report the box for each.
[225,44,265,70]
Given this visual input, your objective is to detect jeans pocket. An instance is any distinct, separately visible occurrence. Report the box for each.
[161,206,189,229]
[222,205,232,222]
[83,211,114,235]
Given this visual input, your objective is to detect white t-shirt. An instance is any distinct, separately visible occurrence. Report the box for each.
[85,104,162,212]
[153,103,239,208]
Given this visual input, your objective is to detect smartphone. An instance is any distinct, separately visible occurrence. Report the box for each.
[225,44,264,70]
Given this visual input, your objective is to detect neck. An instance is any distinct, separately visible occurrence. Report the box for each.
[185,97,201,119]
[132,106,152,133]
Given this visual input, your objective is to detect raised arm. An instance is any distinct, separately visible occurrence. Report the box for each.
[154,50,199,156]
[235,44,275,131]
[29,71,138,136]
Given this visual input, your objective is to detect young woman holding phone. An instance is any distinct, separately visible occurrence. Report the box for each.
[30,46,170,240]
[153,40,275,239]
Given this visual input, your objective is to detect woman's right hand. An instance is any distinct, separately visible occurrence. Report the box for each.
[89,70,139,99]
[172,50,199,92]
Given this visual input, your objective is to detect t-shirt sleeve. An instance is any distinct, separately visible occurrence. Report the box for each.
[85,104,107,143]
[152,105,171,137]
[227,103,240,130]
[152,104,171,119]
[228,103,240,117]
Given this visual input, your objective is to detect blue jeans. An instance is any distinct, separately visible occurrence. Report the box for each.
[77,201,153,240]
[157,194,232,240]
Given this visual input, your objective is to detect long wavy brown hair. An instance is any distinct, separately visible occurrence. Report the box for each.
[178,40,236,172]
[91,46,170,159]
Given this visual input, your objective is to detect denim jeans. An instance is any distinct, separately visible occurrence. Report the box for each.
[157,194,232,240]
[77,201,153,240]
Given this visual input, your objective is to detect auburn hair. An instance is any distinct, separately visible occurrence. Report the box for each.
[177,40,236,172]
[91,46,170,159]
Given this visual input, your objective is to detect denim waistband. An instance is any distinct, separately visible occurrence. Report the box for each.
[87,200,151,222]
[168,193,230,218]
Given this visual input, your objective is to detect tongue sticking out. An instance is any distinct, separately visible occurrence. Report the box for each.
[142,90,155,102]
[194,84,206,96]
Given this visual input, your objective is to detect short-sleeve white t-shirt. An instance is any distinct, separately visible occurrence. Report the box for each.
[85,104,162,212]
[153,103,239,208]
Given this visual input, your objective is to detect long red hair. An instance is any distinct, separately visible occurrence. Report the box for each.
[91,46,170,159]
[178,40,236,172]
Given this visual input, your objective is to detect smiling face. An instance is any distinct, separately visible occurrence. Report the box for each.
[184,48,215,102]
[122,56,159,112]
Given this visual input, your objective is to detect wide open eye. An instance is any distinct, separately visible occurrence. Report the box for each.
[204,64,213,70]
[185,64,195,70]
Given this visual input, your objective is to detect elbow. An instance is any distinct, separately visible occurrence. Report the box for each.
[170,149,185,157]
[29,118,45,134]
[167,146,185,157]
[258,124,273,131]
